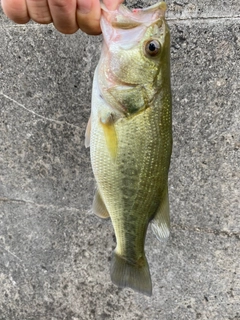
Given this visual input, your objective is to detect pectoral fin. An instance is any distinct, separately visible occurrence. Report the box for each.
[92,188,110,219]
[85,115,91,148]
[151,185,170,241]
[100,113,118,159]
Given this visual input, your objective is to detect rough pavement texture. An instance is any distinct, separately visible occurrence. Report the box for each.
[0,0,239,319]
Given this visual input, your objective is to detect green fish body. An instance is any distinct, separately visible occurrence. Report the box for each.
[86,2,172,296]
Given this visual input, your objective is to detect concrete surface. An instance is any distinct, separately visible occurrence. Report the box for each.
[0,0,239,319]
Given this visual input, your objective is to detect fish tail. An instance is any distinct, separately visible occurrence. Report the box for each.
[110,251,152,296]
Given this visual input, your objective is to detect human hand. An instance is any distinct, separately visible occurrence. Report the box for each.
[1,0,124,35]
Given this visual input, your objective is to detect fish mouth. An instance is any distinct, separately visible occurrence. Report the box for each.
[100,3,167,51]
[101,2,167,30]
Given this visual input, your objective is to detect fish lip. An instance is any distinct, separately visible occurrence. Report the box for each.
[140,2,167,14]
[106,74,138,89]
[101,2,167,30]
[100,1,167,15]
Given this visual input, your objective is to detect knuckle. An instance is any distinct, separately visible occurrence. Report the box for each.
[2,0,30,23]
[49,0,72,11]
[26,0,52,23]
[29,10,52,24]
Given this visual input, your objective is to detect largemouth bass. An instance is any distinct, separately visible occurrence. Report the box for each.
[85,2,172,296]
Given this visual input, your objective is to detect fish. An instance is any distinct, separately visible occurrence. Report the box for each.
[85,2,172,296]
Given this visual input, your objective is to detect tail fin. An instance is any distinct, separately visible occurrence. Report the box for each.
[110,251,152,296]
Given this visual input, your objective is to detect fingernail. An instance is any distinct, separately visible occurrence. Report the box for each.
[78,0,92,14]
[103,0,114,10]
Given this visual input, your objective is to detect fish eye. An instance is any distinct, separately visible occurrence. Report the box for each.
[144,39,161,57]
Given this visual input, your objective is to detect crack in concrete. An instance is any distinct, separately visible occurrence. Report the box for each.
[172,223,240,240]
[167,15,240,23]
[0,197,83,212]
[0,244,23,263]
[0,92,81,130]
[0,197,239,240]
[1,15,240,29]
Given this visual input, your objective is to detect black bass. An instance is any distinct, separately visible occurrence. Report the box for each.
[85,2,172,296]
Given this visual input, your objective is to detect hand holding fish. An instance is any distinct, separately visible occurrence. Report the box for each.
[1,0,124,34]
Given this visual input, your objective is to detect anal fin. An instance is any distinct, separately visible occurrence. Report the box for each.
[151,185,170,241]
[92,188,110,219]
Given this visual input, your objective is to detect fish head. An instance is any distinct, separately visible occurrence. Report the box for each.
[99,2,171,114]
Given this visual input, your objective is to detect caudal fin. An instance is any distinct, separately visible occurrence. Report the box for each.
[110,251,152,296]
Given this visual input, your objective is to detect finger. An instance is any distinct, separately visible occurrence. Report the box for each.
[48,0,78,34]
[76,0,101,35]
[26,0,52,24]
[1,0,30,24]
[103,0,124,10]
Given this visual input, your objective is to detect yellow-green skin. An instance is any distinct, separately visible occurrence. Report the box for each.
[89,3,172,295]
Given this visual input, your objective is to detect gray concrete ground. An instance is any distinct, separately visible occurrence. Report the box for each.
[0,0,239,319]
